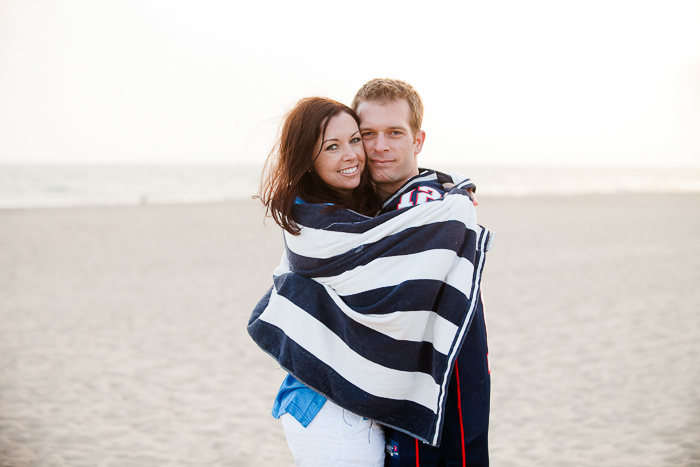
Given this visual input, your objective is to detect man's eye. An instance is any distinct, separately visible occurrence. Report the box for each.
[325,144,339,151]
[390,131,402,136]
[361,132,374,138]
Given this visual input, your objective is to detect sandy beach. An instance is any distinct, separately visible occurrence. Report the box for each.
[1,194,698,466]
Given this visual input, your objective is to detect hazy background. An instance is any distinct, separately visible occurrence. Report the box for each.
[1,0,699,168]
[2,3,700,465]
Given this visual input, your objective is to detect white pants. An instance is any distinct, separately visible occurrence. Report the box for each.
[280,400,385,466]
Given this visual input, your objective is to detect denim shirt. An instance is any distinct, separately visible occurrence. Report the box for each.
[271,374,327,427]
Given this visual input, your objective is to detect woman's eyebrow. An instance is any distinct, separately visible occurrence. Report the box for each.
[325,131,360,142]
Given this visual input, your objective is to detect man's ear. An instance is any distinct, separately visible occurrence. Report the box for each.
[414,130,426,155]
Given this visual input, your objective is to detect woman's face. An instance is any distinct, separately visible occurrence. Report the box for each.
[312,112,366,197]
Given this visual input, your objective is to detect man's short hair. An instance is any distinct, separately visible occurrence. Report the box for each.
[351,78,424,138]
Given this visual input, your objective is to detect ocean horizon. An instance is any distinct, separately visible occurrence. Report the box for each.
[1,164,700,209]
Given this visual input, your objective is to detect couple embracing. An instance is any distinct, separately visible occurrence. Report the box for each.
[248,78,491,467]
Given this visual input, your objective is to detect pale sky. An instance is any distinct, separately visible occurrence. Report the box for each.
[1,0,699,167]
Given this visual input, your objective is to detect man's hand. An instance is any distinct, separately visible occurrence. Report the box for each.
[468,188,478,206]
[442,183,478,206]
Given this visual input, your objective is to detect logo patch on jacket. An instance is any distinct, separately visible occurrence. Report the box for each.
[386,439,400,459]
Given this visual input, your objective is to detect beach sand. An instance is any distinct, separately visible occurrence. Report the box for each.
[0,194,698,466]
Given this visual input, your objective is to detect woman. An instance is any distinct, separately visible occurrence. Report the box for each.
[257,97,384,466]
[258,97,380,234]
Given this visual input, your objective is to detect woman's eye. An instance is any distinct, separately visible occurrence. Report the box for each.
[325,144,339,151]
[350,137,361,144]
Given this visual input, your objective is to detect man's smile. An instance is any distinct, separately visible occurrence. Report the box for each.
[369,158,394,165]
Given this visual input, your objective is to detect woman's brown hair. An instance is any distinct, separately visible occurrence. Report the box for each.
[257,97,380,235]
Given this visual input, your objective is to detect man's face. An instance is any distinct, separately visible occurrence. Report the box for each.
[356,99,425,200]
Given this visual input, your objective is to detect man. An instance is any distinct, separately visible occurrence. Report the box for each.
[352,79,490,467]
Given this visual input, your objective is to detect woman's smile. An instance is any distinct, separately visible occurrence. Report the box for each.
[338,165,359,175]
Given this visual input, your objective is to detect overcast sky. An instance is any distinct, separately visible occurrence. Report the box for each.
[1,0,699,167]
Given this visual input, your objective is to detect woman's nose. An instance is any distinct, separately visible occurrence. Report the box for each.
[342,145,357,160]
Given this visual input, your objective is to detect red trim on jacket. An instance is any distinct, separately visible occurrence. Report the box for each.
[415,438,420,466]
[455,361,466,467]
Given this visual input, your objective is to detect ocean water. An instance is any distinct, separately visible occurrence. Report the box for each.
[1,164,699,209]
[0,165,261,209]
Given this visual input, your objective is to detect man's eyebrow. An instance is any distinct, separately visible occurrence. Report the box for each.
[359,124,408,131]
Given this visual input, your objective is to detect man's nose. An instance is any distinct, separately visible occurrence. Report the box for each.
[374,133,390,153]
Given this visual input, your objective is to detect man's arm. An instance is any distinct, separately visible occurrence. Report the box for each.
[436,170,478,206]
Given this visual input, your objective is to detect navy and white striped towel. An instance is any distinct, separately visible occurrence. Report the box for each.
[247,188,491,446]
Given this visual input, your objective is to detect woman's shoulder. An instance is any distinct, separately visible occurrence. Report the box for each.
[295,196,332,206]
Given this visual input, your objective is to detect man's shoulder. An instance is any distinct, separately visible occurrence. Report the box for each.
[379,169,448,214]
[379,168,476,214]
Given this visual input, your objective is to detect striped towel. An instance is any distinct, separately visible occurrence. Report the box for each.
[247,188,491,446]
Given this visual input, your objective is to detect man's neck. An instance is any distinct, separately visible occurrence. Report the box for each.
[374,170,422,201]
[375,183,400,202]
